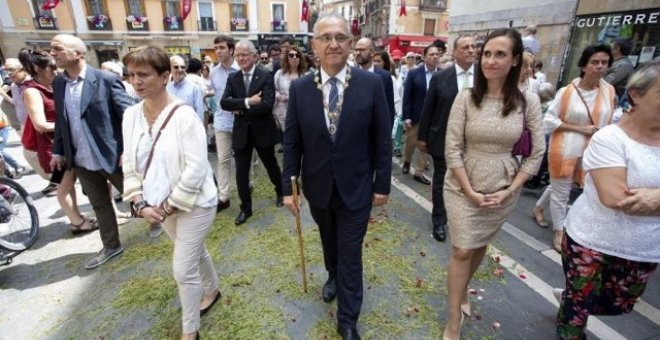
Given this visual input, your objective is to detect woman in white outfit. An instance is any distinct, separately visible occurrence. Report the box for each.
[122,46,220,340]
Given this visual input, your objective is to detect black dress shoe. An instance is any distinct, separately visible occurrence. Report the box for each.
[402,161,410,174]
[200,291,222,316]
[217,199,230,213]
[235,210,252,225]
[322,277,337,303]
[432,224,447,242]
[413,174,431,185]
[337,326,361,340]
[275,196,284,207]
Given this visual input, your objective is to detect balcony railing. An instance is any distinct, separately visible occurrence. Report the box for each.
[198,18,216,31]
[33,16,58,30]
[163,16,183,31]
[419,0,446,12]
[230,18,248,32]
[87,15,112,30]
[126,16,149,31]
[271,21,287,32]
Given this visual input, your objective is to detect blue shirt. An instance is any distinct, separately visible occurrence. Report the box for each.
[166,78,205,121]
[209,60,238,132]
[63,64,102,171]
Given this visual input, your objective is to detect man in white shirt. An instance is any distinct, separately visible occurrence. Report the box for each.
[417,35,477,242]
[167,55,206,121]
[522,24,541,55]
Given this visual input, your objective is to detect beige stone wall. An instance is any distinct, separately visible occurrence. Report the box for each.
[258,1,302,33]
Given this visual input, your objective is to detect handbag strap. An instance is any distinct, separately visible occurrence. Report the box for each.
[143,103,181,178]
[571,84,596,125]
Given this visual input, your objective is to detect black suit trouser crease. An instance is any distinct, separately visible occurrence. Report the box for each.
[431,156,448,227]
[309,184,371,329]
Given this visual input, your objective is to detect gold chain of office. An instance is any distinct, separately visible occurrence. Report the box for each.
[314,67,351,135]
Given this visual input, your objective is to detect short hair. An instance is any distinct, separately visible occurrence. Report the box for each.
[613,38,633,56]
[187,58,202,73]
[52,34,86,56]
[626,60,660,106]
[4,58,22,70]
[453,34,474,50]
[213,35,235,51]
[537,82,556,103]
[423,44,438,56]
[101,61,123,77]
[281,45,309,75]
[432,39,447,51]
[313,12,350,36]
[268,44,281,55]
[279,35,296,46]
[577,44,613,77]
[122,45,171,75]
[18,48,55,77]
[235,39,257,54]
[526,25,537,35]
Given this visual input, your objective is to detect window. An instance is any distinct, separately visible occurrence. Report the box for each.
[230,4,248,31]
[126,0,144,16]
[198,1,214,31]
[125,0,148,30]
[31,0,53,17]
[271,3,285,32]
[86,0,106,15]
[163,0,179,17]
[423,19,436,36]
[162,0,182,30]
[231,4,246,19]
[84,0,111,30]
[31,0,56,29]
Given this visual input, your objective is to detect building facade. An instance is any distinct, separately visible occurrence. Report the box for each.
[0,0,317,67]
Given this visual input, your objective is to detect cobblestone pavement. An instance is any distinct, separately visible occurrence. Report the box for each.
[0,129,658,339]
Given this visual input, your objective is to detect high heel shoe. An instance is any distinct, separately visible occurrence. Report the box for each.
[442,312,464,340]
[460,300,471,318]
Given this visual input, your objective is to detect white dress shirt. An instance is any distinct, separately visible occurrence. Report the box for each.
[455,64,475,91]
[320,65,348,128]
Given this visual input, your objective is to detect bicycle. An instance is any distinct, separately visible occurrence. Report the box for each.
[0,154,39,265]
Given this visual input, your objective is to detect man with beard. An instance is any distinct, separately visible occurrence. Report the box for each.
[354,38,395,125]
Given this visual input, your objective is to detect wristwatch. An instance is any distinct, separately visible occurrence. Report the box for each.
[133,200,150,216]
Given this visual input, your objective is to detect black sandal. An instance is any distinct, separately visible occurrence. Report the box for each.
[70,218,99,235]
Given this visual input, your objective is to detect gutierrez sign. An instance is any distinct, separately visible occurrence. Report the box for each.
[576,11,659,28]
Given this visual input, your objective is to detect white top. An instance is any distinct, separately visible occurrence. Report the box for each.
[122,100,217,211]
[566,125,660,262]
[320,65,348,128]
[455,64,474,90]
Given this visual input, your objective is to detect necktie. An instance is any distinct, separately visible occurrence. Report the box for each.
[462,71,471,91]
[328,77,339,137]
[244,72,251,94]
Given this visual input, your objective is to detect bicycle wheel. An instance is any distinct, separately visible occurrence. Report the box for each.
[0,177,39,252]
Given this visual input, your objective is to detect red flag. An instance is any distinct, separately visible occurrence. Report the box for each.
[180,0,192,20]
[399,0,407,16]
[301,0,309,22]
[41,0,60,10]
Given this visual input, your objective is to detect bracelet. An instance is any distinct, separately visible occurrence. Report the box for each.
[162,200,176,216]
[134,200,150,216]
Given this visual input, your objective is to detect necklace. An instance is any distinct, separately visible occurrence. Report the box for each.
[314,67,351,136]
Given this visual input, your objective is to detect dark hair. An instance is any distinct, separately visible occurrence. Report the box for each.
[577,44,613,77]
[373,50,396,77]
[534,60,543,70]
[423,44,438,56]
[187,58,202,73]
[613,38,633,56]
[432,39,447,51]
[453,34,473,50]
[18,48,55,77]
[268,44,281,55]
[472,28,526,117]
[213,35,235,51]
[279,36,296,46]
[281,46,308,75]
[122,45,171,75]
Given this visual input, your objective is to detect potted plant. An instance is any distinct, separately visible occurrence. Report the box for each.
[127,14,147,28]
[163,16,180,29]
[37,13,54,27]
[87,14,108,28]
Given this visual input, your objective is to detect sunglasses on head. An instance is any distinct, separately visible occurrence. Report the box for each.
[288,53,300,59]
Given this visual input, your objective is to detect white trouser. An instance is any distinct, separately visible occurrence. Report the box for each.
[161,206,219,334]
[535,186,551,209]
[548,178,573,231]
[214,131,232,202]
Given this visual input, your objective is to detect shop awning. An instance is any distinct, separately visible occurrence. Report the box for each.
[388,35,447,54]
[25,39,124,46]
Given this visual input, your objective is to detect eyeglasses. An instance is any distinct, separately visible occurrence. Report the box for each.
[288,53,300,59]
[314,34,350,44]
[172,65,186,70]
[260,57,269,61]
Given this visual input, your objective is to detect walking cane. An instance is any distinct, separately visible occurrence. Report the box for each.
[291,176,308,293]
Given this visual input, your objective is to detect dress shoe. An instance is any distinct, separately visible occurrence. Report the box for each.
[217,199,230,213]
[433,224,447,242]
[85,246,124,269]
[235,210,252,225]
[337,326,361,340]
[276,196,284,207]
[322,277,337,303]
[553,288,564,303]
[402,161,410,174]
[413,174,431,185]
[553,230,564,253]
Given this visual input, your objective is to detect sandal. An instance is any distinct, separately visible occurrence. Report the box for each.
[71,218,99,235]
[532,207,549,228]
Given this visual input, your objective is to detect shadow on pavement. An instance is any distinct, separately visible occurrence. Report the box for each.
[0,252,96,290]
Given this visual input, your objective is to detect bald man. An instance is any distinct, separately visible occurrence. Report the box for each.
[49,34,133,269]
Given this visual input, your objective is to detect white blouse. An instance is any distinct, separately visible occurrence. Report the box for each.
[566,125,660,263]
[122,100,217,211]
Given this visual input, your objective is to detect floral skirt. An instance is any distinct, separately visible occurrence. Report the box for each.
[556,233,657,339]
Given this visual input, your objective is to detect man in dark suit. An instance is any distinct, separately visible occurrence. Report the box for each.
[220,39,283,226]
[417,35,477,242]
[282,14,391,340]
[49,34,132,269]
[402,44,439,184]
[354,37,395,125]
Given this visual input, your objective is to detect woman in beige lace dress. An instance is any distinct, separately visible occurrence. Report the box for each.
[442,28,545,340]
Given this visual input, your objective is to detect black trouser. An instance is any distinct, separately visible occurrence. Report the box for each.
[431,156,447,227]
[233,130,283,212]
[75,166,123,249]
[309,185,371,329]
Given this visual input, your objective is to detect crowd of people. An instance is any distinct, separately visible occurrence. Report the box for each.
[0,13,658,340]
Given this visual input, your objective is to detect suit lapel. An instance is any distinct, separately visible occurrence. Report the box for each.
[449,67,459,96]
[80,67,96,118]
[249,67,262,95]
[54,76,67,121]
[307,75,330,140]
